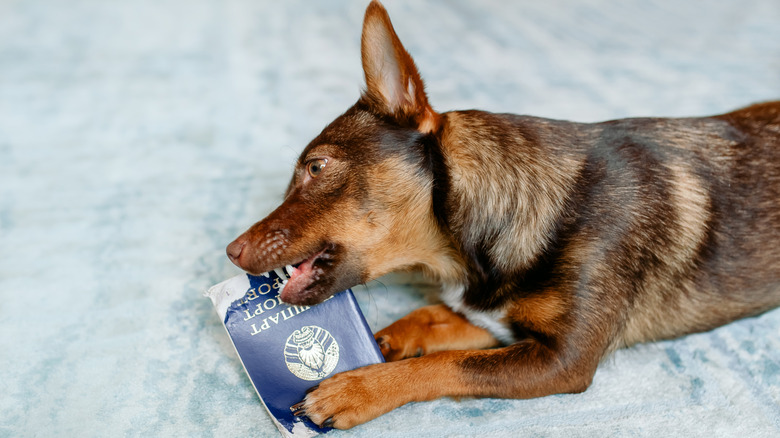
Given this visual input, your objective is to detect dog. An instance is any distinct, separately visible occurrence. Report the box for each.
[226,0,780,429]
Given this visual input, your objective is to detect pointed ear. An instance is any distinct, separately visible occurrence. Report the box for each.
[361,1,440,133]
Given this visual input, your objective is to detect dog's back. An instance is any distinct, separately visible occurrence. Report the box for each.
[436,103,780,349]
[588,102,780,346]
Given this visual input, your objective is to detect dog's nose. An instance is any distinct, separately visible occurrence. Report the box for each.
[226,239,246,266]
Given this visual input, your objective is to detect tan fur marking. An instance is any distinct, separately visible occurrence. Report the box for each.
[617,161,712,347]
[509,291,568,334]
[328,156,464,284]
[666,161,711,266]
[417,106,441,134]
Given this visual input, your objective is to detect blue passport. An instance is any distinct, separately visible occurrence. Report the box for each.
[206,267,384,437]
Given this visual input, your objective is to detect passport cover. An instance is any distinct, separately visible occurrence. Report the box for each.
[206,267,385,437]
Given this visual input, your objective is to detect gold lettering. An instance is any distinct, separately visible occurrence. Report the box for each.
[258,283,272,295]
[281,307,296,321]
[245,298,318,335]
[243,303,265,321]
[263,297,279,311]
[245,288,259,301]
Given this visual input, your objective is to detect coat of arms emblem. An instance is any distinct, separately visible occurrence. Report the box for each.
[283,326,340,380]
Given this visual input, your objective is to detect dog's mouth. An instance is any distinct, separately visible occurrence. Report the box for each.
[280,245,336,305]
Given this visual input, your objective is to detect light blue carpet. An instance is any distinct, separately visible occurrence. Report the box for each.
[1,1,779,437]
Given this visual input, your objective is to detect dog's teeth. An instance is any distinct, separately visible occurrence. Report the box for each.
[273,267,287,280]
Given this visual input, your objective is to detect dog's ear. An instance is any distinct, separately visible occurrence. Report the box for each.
[361,0,439,133]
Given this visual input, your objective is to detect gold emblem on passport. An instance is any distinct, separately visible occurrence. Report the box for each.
[284,326,340,380]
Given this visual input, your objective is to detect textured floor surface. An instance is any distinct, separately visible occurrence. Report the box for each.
[1,0,779,437]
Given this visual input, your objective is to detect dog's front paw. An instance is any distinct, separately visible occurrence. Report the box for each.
[374,304,492,362]
[291,363,406,429]
[374,331,425,362]
[374,305,447,361]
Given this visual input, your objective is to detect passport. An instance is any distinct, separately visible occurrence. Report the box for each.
[206,267,384,437]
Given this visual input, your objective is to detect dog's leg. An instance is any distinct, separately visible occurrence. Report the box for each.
[294,334,601,429]
[374,304,500,361]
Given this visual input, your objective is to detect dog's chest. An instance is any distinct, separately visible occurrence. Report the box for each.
[440,284,516,345]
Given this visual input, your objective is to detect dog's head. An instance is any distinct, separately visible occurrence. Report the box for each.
[227,1,456,305]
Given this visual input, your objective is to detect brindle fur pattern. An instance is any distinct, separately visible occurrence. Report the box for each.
[228,1,780,429]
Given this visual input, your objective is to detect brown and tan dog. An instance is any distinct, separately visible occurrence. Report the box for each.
[226,0,780,429]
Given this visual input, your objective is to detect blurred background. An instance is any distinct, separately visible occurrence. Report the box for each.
[1,1,778,437]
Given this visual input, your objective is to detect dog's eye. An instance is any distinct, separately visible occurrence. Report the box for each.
[307,159,327,178]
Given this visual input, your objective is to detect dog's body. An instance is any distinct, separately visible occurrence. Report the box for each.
[227,1,780,429]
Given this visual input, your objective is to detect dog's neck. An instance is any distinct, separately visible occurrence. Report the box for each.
[430,110,586,302]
